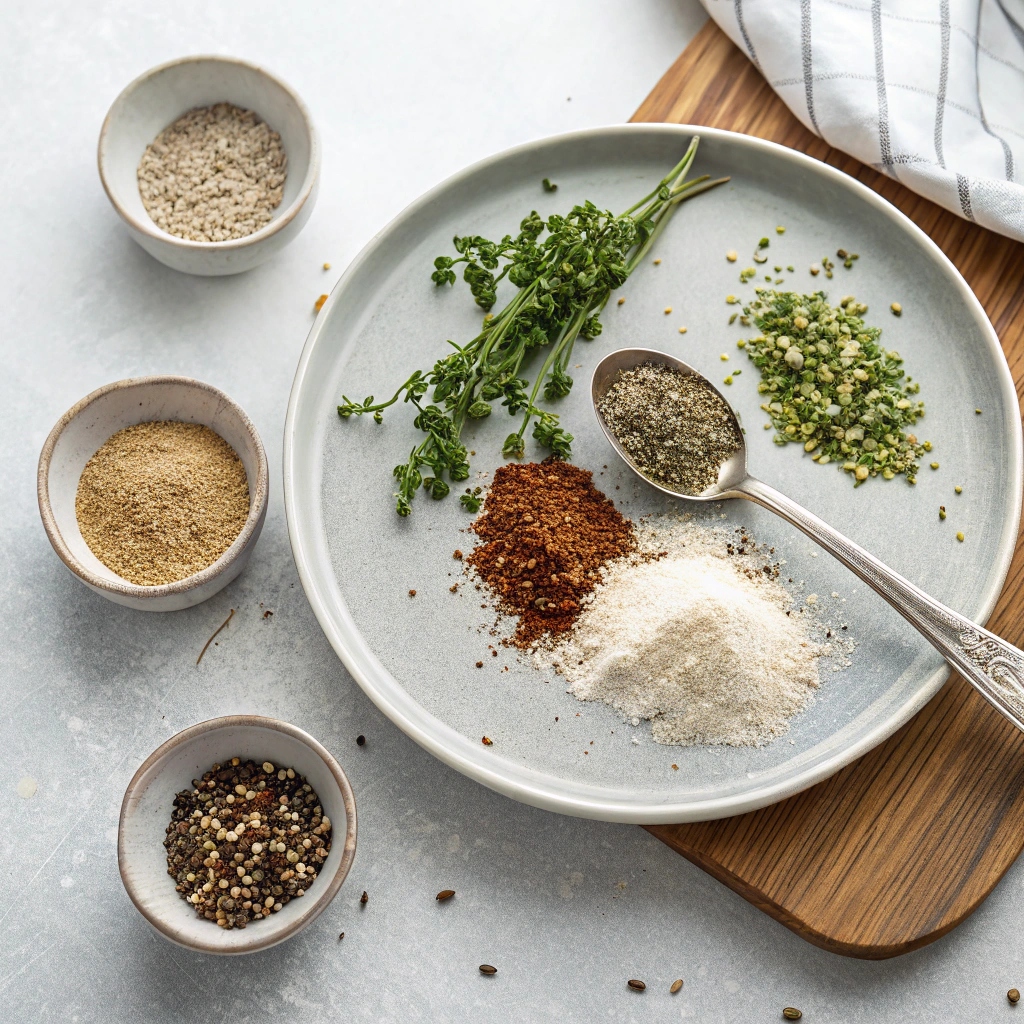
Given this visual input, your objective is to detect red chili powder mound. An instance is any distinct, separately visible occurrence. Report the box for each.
[467,460,635,647]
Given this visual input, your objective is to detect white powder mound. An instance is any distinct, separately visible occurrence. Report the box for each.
[541,520,823,747]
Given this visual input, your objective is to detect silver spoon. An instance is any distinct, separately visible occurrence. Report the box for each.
[592,347,1024,732]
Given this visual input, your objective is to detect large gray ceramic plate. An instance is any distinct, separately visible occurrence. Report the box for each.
[284,125,1021,823]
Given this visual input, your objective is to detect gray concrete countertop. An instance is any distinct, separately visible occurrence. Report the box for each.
[2,2,1020,1021]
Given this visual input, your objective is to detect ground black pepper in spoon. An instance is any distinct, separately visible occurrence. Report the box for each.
[597,362,741,495]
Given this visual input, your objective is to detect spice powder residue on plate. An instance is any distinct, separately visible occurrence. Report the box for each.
[466,460,635,648]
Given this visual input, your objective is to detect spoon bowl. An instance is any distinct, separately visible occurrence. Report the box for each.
[591,347,748,497]
[592,347,1024,735]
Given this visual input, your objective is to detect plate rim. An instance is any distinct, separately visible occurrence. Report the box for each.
[284,123,1023,823]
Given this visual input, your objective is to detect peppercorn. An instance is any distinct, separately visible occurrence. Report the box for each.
[164,759,331,929]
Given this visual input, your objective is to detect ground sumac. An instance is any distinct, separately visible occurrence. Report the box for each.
[467,460,634,647]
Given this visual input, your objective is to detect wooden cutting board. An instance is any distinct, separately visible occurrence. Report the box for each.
[635,21,1024,960]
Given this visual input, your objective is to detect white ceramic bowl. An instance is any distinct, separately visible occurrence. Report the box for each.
[37,376,269,611]
[98,55,320,276]
[119,716,357,955]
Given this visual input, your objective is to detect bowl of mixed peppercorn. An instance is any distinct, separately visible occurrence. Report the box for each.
[118,716,357,954]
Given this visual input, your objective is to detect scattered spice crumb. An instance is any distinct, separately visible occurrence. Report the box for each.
[453,549,463,560]
[356,735,366,746]
[450,583,459,593]
[408,589,417,597]
[262,609,273,619]
[475,661,484,668]
[315,294,328,312]
[671,763,679,770]
[360,891,368,905]
[482,735,493,745]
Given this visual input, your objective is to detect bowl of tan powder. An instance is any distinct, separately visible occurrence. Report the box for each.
[38,376,269,611]
[98,55,319,276]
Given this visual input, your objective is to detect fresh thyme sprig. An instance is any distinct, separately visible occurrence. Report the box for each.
[338,136,727,516]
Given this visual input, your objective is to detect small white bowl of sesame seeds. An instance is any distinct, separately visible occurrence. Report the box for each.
[98,55,320,276]
[119,716,357,955]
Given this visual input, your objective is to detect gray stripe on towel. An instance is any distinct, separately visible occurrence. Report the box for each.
[935,0,950,168]
[801,0,822,136]
[872,0,898,179]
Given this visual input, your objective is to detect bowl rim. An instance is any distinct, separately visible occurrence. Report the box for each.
[97,53,321,252]
[37,374,270,599]
[118,715,358,955]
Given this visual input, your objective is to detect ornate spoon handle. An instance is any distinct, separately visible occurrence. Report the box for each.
[734,475,1024,731]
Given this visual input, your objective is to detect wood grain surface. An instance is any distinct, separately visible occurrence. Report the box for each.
[635,20,1024,960]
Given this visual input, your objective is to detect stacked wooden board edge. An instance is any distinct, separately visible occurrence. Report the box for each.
[633,20,1024,960]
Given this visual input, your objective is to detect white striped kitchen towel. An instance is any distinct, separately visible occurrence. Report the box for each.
[701,0,1024,242]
